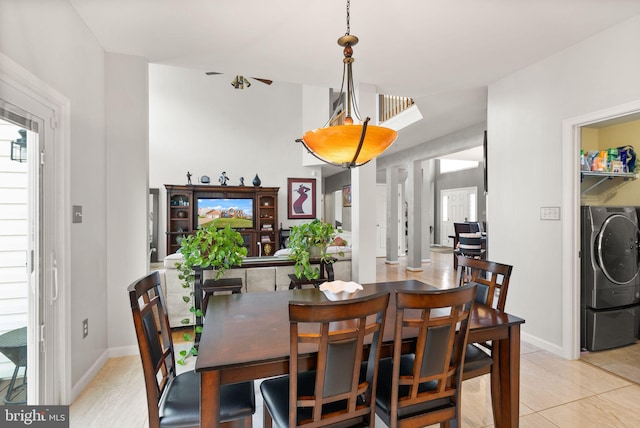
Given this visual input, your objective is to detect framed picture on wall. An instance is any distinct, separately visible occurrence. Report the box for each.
[287,178,316,219]
[342,185,351,207]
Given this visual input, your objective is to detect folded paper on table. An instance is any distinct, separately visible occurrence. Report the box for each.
[319,280,363,301]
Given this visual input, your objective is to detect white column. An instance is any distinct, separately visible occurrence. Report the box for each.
[352,161,377,283]
[406,160,422,271]
[421,159,435,262]
[386,166,399,264]
[351,82,378,284]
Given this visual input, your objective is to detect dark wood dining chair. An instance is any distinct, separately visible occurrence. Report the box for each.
[453,223,486,270]
[455,256,513,426]
[128,271,255,428]
[456,255,512,312]
[259,291,391,428]
[455,255,513,380]
[375,284,477,428]
[452,222,471,269]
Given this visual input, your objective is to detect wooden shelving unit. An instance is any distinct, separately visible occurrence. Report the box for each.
[257,193,277,256]
[166,190,192,255]
[165,184,279,257]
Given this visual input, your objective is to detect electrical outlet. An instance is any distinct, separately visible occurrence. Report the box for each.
[82,318,88,338]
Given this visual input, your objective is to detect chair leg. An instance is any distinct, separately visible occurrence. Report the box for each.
[263,406,273,428]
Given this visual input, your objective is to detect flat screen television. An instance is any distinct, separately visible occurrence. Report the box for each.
[196,198,254,229]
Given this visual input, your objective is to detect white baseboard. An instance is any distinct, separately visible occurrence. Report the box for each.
[521,332,566,358]
[108,345,139,358]
[70,350,109,402]
[70,346,140,403]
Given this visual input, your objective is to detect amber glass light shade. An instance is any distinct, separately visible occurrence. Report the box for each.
[302,125,398,167]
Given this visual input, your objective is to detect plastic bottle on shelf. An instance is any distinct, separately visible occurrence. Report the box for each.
[607,148,619,172]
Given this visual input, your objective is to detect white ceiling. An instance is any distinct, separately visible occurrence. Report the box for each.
[68,0,640,161]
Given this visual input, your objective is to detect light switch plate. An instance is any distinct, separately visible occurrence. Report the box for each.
[72,205,83,223]
[540,206,560,220]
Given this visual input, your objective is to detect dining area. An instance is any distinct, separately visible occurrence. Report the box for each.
[69,250,640,427]
[196,278,523,428]
[127,248,523,428]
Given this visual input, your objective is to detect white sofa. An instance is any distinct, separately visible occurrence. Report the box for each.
[157,247,352,328]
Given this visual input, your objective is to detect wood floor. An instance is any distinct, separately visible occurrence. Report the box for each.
[0,377,26,406]
[68,250,640,427]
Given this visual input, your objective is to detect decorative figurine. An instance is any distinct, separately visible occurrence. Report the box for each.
[239,177,245,186]
[186,171,192,185]
[252,174,261,186]
[219,171,229,186]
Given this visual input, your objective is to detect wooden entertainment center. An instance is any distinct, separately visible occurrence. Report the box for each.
[165,184,279,257]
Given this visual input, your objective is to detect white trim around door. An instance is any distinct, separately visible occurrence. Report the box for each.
[0,52,71,404]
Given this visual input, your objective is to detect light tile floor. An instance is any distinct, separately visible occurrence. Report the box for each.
[70,252,640,427]
[69,341,640,427]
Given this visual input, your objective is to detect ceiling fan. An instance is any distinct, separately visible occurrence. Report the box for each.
[205,72,273,89]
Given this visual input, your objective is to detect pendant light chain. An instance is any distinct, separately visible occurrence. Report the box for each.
[345,0,351,35]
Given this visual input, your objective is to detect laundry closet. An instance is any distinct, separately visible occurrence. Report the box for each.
[580,117,640,353]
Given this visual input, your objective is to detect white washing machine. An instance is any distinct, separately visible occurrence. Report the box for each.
[581,206,640,351]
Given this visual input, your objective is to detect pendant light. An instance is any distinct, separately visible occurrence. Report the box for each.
[296,0,398,168]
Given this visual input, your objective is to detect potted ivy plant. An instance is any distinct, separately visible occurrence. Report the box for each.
[288,219,345,280]
[175,221,247,364]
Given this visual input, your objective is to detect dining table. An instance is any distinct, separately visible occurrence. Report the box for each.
[195,279,525,428]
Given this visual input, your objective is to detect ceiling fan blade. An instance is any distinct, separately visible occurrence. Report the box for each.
[251,78,273,85]
[205,71,223,75]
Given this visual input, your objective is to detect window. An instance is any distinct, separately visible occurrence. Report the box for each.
[440,159,479,174]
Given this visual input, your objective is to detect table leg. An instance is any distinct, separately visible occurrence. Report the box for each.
[494,324,521,428]
[201,370,221,427]
[489,341,502,427]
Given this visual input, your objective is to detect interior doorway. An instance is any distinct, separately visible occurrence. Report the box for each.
[562,99,640,360]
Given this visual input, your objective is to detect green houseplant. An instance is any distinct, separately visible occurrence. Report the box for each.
[288,219,345,280]
[175,221,247,364]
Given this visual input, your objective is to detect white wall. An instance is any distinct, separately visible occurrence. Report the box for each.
[0,0,150,398]
[105,53,149,352]
[149,64,320,259]
[488,14,640,355]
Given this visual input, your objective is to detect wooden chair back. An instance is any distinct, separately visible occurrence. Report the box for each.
[468,221,481,233]
[455,256,513,385]
[453,222,485,269]
[287,291,390,427]
[452,222,472,247]
[127,271,176,428]
[455,256,513,311]
[377,284,477,427]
